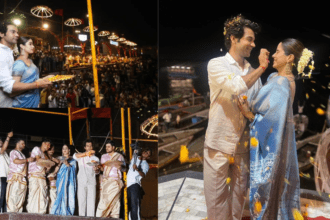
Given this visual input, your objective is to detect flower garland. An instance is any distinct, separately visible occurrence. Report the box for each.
[297,48,314,78]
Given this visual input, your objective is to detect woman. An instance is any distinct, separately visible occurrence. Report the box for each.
[50,145,77,215]
[238,39,311,219]
[11,37,51,108]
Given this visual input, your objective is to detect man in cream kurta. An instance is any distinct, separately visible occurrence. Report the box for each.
[204,15,270,220]
[26,140,52,214]
[73,140,100,217]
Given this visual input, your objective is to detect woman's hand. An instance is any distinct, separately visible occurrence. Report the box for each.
[238,96,250,117]
[238,96,255,122]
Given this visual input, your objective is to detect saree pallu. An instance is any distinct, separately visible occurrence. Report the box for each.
[96,178,124,218]
[12,60,40,108]
[26,176,48,214]
[6,174,27,212]
[50,158,77,216]
[249,73,300,220]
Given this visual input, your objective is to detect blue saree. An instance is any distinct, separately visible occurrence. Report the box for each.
[249,73,300,220]
[12,60,40,108]
[50,158,77,215]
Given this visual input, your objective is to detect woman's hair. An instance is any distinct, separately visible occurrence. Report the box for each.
[281,38,305,76]
[17,36,34,54]
[224,14,261,50]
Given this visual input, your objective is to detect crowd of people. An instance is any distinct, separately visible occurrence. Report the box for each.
[0,20,157,108]
[0,131,152,219]
[40,56,157,108]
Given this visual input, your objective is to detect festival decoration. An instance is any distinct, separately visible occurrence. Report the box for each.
[64,18,82,26]
[83,26,98,32]
[140,115,158,138]
[108,33,119,40]
[98,31,110,37]
[31,6,53,18]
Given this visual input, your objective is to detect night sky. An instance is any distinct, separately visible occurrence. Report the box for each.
[0,0,157,47]
[159,3,330,132]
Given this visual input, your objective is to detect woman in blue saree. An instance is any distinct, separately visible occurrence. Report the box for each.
[11,36,53,108]
[239,39,312,219]
[50,144,77,215]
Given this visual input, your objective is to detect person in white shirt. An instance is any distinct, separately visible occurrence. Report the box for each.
[48,90,58,108]
[204,14,269,220]
[0,131,13,213]
[0,21,52,107]
[127,148,151,220]
[73,139,100,217]
[162,111,172,132]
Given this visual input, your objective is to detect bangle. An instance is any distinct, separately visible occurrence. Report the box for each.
[36,81,39,89]
[260,66,266,70]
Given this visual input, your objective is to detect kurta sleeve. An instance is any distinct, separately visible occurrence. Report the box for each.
[0,55,15,94]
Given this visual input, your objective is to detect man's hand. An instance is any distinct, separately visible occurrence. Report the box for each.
[86,150,95,157]
[133,164,138,171]
[7,131,13,138]
[48,176,55,181]
[259,48,270,69]
[27,157,36,163]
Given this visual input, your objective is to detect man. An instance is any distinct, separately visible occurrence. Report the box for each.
[6,138,35,212]
[0,21,52,107]
[73,139,100,217]
[96,140,125,218]
[162,110,171,132]
[0,131,13,213]
[127,148,151,220]
[47,144,60,214]
[26,139,53,214]
[204,14,270,220]
[48,89,58,108]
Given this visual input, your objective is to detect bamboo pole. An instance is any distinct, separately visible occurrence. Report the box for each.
[11,108,68,116]
[110,117,113,140]
[86,0,100,107]
[68,107,73,145]
[121,108,128,220]
[128,108,132,160]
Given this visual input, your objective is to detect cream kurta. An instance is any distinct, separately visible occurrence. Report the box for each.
[204,53,262,220]
[6,150,27,213]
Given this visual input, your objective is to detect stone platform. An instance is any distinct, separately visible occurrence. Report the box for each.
[159,171,330,220]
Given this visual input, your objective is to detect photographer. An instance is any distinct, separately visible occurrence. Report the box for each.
[127,145,151,220]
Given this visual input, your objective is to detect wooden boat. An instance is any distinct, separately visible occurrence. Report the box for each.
[159,108,209,133]
[297,132,323,172]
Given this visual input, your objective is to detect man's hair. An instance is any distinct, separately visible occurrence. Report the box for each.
[15,138,25,145]
[42,138,52,145]
[143,147,152,156]
[0,20,16,39]
[224,14,261,50]
[105,140,115,147]
[83,139,93,147]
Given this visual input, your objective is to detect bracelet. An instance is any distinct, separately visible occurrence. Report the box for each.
[36,81,39,89]
[260,66,266,70]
